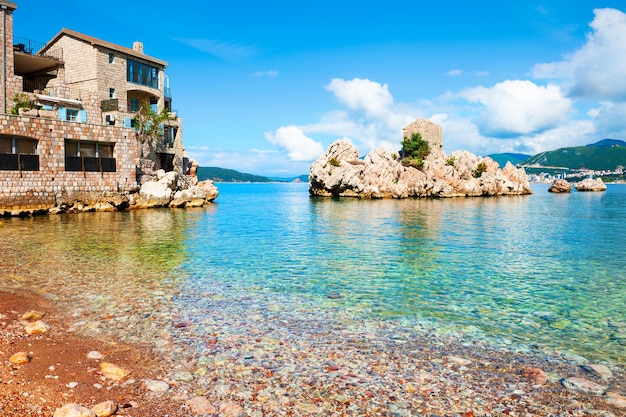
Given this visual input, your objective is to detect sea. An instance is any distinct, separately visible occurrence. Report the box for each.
[1,182,625,365]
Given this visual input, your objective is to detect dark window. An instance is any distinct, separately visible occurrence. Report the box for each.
[0,136,39,171]
[127,59,159,89]
[129,98,139,112]
[65,140,116,172]
[108,53,114,64]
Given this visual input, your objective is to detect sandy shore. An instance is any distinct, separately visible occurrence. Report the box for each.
[1,289,625,416]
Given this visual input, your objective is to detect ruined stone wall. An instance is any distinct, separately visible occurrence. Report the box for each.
[0,114,138,211]
[402,119,443,156]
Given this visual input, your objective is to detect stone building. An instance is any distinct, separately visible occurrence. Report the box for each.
[0,0,188,213]
[402,118,443,157]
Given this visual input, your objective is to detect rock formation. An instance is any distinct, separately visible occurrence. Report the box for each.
[574,178,607,192]
[309,120,532,198]
[548,179,572,193]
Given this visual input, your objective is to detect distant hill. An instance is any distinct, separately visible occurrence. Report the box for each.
[197,167,307,183]
[521,143,626,171]
[587,138,626,147]
[197,167,271,182]
[487,153,531,168]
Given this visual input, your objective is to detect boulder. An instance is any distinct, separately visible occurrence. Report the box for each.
[548,179,572,193]
[197,180,219,202]
[574,178,607,192]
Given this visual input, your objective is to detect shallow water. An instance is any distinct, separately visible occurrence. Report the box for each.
[1,183,625,364]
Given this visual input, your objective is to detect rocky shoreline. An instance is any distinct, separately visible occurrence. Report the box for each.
[0,170,218,218]
[2,289,625,417]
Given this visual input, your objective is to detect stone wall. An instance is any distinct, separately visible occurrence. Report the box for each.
[0,114,138,212]
[402,119,443,156]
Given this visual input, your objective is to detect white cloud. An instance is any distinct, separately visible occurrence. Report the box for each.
[326,78,394,119]
[459,80,572,136]
[447,69,463,77]
[532,8,626,100]
[264,126,325,161]
[251,69,278,78]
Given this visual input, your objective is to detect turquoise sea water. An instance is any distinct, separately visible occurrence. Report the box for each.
[1,183,626,363]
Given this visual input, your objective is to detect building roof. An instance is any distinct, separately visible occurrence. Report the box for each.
[40,28,168,68]
[0,1,17,11]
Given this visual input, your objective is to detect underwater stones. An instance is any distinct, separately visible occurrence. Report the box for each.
[582,364,613,380]
[561,377,606,395]
[186,396,218,414]
[522,367,548,385]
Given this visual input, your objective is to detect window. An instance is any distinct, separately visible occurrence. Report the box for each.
[65,140,116,172]
[109,88,115,98]
[0,135,39,171]
[66,109,78,122]
[127,59,159,89]
[129,98,139,112]
[108,53,114,63]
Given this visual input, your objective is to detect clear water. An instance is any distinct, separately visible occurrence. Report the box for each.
[2,183,626,363]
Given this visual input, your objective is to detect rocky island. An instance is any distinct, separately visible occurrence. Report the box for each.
[309,119,532,198]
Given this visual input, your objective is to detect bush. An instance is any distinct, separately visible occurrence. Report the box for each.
[400,132,429,169]
[328,157,340,167]
[446,156,456,166]
[473,161,488,178]
[10,92,34,115]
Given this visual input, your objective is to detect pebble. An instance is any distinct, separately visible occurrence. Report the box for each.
[522,367,548,385]
[186,396,218,414]
[53,403,96,417]
[21,310,44,321]
[560,377,606,395]
[447,355,472,366]
[24,320,50,335]
[87,351,105,360]
[92,400,117,417]
[144,378,170,392]
[99,362,130,381]
[9,351,31,364]
[605,392,626,408]
[582,363,613,380]
[66,382,79,389]
[219,401,245,417]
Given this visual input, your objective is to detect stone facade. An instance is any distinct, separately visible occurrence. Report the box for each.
[0,114,137,213]
[402,118,443,157]
[0,1,189,212]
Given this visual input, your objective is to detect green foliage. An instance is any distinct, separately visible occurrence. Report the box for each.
[445,156,456,166]
[196,166,271,182]
[391,153,398,160]
[328,157,340,167]
[133,99,171,140]
[473,161,488,178]
[10,92,35,115]
[522,145,626,171]
[400,132,429,169]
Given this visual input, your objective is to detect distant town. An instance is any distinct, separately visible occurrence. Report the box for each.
[525,165,625,184]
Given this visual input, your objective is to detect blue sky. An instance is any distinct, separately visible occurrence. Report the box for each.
[13,1,626,176]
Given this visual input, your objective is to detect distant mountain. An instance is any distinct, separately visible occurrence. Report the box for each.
[487,153,531,168]
[197,167,308,183]
[197,167,271,182]
[521,143,626,171]
[587,138,626,147]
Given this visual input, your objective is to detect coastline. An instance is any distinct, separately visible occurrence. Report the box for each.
[2,289,625,416]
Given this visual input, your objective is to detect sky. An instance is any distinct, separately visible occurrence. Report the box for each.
[12,0,626,176]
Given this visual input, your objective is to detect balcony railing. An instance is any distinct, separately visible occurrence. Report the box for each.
[13,36,63,60]
[0,153,40,171]
[65,156,116,172]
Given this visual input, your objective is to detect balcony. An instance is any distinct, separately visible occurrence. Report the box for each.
[13,36,63,60]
